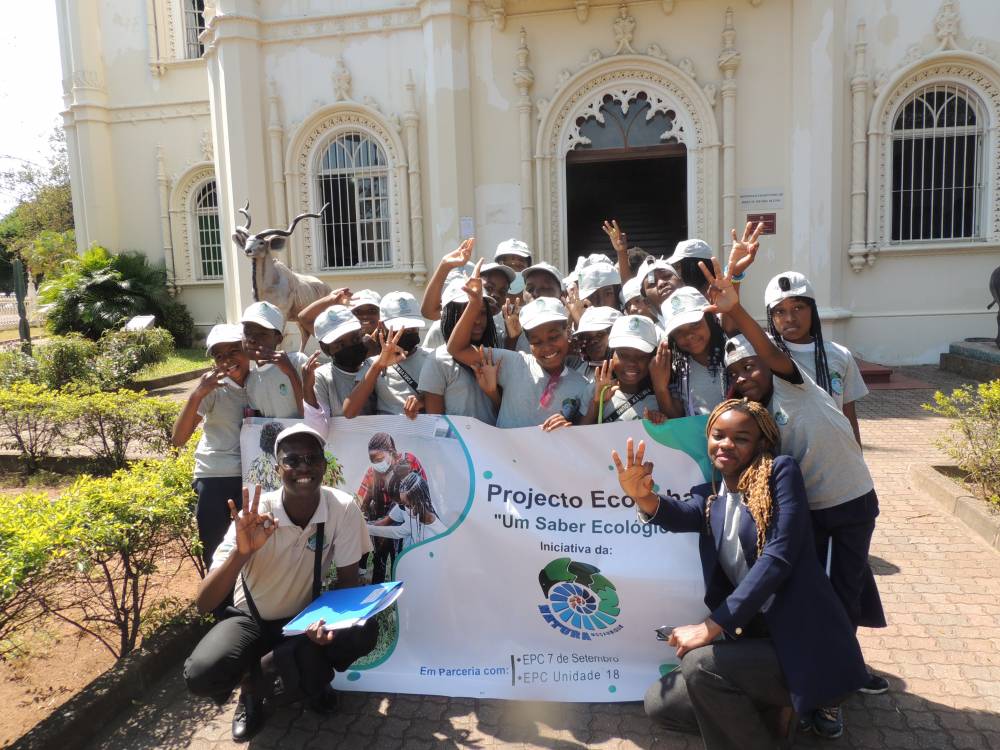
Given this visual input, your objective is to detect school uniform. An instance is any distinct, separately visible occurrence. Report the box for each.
[359,347,431,415]
[423,314,505,351]
[312,362,374,419]
[488,349,595,428]
[193,383,249,566]
[783,340,868,410]
[670,358,728,416]
[245,353,309,419]
[768,365,886,628]
[597,386,660,423]
[641,456,868,748]
[418,344,498,425]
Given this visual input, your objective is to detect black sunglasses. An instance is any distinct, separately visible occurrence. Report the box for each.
[279,452,326,469]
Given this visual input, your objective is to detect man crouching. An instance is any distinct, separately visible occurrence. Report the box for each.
[183,424,376,742]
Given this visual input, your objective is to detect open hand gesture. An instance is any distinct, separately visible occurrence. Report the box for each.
[727,221,765,279]
[442,238,475,269]
[329,287,353,306]
[503,297,522,339]
[565,283,589,321]
[602,219,628,254]
[475,346,502,396]
[593,360,619,405]
[649,341,672,390]
[229,485,277,556]
[195,367,226,397]
[698,257,739,315]
[375,327,407,370]
[462,258,485,303]
[611,438,655,499]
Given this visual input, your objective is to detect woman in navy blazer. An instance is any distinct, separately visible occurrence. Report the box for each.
[612,399,867,749]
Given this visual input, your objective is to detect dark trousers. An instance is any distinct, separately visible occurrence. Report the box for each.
[644,639,790,750]
[370,537,397,584]
[193,476,244,567]
[183,608,377,704]
[810,489,886,629]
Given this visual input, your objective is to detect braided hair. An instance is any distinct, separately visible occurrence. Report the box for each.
[440,300,501,375]
[673,257,710,295]
[669,312,729,414]
[703,398,782,557]
[390,470,437,520]
[766,296,833,395]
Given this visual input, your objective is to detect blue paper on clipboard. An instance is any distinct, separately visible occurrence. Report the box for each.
[282,581,404,635]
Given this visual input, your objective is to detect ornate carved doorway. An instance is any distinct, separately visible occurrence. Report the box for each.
[565,92,687,265]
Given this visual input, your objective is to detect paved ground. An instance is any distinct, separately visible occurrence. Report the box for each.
[86,366,1000,749]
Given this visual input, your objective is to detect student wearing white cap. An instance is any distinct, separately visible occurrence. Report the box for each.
[764,271,868,445]
[172,323,252,567]
[576,261,622,311]
[566,306,619,380]
[494,237,533,272]
[296,287,355,348]
[343,291,430,419]
[184,423,376,741]
[580,315,678,424]
[448,260,593,430]
[666,238,714,295]
[704,260,887,737]
[240,301,308,419]
[419,276,502,425]
[507,261,566,353]
[638,258,684,312]
[661,287,730,416]
[302,306,376,434]
[620,276,657,322]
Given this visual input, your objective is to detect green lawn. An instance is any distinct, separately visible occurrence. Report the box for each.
[0,327,46,343]
[135,348,209,382]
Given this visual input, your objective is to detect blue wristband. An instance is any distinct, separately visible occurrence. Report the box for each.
[724,266,746,282]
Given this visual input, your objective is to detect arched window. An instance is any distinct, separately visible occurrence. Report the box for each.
[183,0,205,59]
[193,180,223,279]
[315,132,392,269]
[891,83,986,243]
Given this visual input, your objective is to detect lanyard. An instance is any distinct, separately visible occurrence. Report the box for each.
[599,387,653,424]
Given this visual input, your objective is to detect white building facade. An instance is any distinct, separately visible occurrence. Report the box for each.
[56,0,1000,363]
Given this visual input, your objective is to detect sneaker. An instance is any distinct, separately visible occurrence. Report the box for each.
[812,706,844,740]
[859,672,890,695]
[797,711,814,734]
[231,691,265,742]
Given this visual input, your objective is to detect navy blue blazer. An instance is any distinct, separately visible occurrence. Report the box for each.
[649,455,867,714]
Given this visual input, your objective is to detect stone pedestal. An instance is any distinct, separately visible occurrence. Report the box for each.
[939,340,1000,380]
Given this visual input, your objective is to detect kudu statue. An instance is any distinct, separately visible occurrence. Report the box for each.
[231,202,332,351]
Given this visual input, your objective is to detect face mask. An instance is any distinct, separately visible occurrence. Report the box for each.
[508,272,525,296]
[333,341,368,370]
[398,330,421,353]
[371,458,392,474]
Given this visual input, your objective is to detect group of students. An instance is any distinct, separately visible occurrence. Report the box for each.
[174,220,885,747]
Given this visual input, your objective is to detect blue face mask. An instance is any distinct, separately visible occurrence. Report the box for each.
[509,272,525,296]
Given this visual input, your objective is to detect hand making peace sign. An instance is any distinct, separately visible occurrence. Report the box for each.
[228,485,277,556]
[697,257,740,315]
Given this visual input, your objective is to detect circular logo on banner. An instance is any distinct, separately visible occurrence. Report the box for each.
[537,558,622,640]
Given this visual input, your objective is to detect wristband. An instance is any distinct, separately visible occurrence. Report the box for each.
[724,267,747,282]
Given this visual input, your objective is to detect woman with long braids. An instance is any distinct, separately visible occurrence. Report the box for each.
[368,471,447,549]
[612,400,866,750]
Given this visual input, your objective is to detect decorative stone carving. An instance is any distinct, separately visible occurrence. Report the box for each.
[678,58,697,79]
[849,22,872,272]
[717,7,741,252]
[717,8,741,78]
[513,28,537,262]
[703,83,718,107]
[587,49,603,64]
[363,96,381,113]
[646,43,668,61]
[200,129,214,162]
[487,0,506,31]
[612,4,637,55]
[558,69,573,87]
[402,70,425,283]
[333,57,351,101]
[934,0,960,50]
[169,164,216,283]
[575,1,590,23]
[513,27,535,92]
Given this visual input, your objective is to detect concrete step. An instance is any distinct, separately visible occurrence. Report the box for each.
[939,339,1000,381]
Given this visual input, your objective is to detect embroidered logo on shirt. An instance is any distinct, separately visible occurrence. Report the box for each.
[306,531,328,552]
[831,373,844,395]
[279,382,289,396]
[774,408,789,426]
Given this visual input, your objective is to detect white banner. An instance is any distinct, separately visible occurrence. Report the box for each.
[240,415,711,702]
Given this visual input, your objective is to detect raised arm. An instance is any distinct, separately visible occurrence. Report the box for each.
[421,238,475,320]
[603,219,633,283]
[446,259,490,369]
[297,288,352,336]
[700,257,796,379]
[342,328,406,418]
[171,369,220,446]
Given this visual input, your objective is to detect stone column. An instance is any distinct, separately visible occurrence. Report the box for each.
[402,71,427,284]
[513,28,536,248]
[266,80,287,228]
[418,0,475,263]
[155,146,175,284]
[58,0,119,251]
[848,22,871,273]
[204,0,270,322]
[717,8,741,255]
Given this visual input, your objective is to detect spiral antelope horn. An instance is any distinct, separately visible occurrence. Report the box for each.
[256,203,331,239]
[237,201,252,233]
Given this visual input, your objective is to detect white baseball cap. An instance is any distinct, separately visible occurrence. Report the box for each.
[518,296,569,331]
[609,315,659,354]
[575,253,614,271]
[494,238,532,260]
[661,286,710,338]
[274,422,327,453]
[576,306,621,334]
[723,334,758,368]
[380,291,425,330]
[349,289,382,311]
[666,239,713,265]
[481,262,516,284]
[764,272,816,308]
[241,301,284,332]
[621,276,644,306]
[314,305,361,345]
[523,262,565,292]
[440,277,500,310]
[578,262,621,300]
[205,323,244,355]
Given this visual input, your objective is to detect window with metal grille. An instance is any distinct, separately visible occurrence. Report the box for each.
[193,180,223,279]
[316,132,392,269]
[891,84,985,243]
[183,0,205,59]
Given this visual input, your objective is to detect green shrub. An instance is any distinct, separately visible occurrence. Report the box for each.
[63,388,182,470]
[925,380,1000,508]
[0,349,40,387]
[0,382,66,472]
[159,300,195,349]
[92,328,175,389]
[35,334,98,389]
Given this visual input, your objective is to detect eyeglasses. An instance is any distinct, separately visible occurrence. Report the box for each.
[279,453,326,469]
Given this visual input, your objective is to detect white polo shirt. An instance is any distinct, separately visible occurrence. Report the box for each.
[212,486,373,621]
